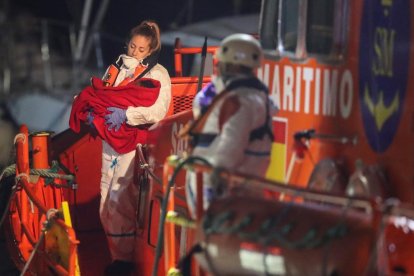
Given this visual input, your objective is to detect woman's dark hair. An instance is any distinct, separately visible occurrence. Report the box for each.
[129,20,161,53]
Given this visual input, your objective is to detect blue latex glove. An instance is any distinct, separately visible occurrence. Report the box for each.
[105,107,127,132]
[198,82,217,114]
[86,110,94,125]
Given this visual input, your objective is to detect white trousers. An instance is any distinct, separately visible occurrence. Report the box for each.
[100,141,138,261]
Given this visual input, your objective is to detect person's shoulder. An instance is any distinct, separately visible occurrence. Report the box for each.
[151,64,170,78]
[231,87,266,109]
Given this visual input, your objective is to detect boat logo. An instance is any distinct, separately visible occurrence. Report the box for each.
[358,0,410,152]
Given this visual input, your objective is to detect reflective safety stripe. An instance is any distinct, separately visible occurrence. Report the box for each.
[244,149,271,156]
[106,231,136,237]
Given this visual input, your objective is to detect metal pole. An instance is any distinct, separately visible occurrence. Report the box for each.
[74,0,94,62]
[94,32,104,71]
[196,37,208,93]
[41,19,53,91]
[296,0,308,59]
[82,0,111,69]
[3,68,10,95]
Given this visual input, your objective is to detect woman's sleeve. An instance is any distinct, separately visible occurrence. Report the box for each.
[125,66,172,125]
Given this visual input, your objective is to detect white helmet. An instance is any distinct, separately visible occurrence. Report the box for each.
[215,33,262,69]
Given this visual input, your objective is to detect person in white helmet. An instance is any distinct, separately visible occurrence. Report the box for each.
[185,33,277,218]
[88,20,171,275]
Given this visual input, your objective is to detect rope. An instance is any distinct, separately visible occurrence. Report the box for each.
[0,164,16,179]
[13,133,26,145]
[136,144,162,185]
[30,168,74,181]
[15,173,30,182]
[138,155,163,185]
[43,160,76,189]
[0,162,75,184]
[0,162,76,228]
[19,209,58,276]
[140,163,162,185]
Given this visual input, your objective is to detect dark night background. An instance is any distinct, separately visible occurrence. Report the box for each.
[7,0,261,70]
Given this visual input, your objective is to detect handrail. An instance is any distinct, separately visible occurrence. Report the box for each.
[159,155,413,274]
[173,37,218,77]
[165,156,376,211]
[171,76,212,84]
[174,47,218,54]
[11,125,79,276]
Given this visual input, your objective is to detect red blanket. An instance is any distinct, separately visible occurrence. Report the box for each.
[69,77,160,154]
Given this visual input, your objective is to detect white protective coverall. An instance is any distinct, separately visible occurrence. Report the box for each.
[100,54,171,261]
[186,75,276,217]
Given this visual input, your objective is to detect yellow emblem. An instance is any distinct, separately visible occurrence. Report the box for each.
[364,84,399,131]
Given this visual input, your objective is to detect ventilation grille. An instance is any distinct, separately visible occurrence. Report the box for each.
[173,95,195,114]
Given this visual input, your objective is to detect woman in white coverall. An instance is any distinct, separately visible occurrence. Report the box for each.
[186,33,276,218]
[97,20,171,275]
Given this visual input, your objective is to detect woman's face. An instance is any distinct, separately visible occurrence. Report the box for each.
[127,35,152,61]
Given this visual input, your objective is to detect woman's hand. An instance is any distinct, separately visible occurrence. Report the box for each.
[86,109,94,126]
[105,107,127,131]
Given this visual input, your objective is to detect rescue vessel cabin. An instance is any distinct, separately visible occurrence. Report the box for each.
[259,0,414,202]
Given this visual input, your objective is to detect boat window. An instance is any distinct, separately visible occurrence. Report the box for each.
[260,0,348,62]
[259,0,279,49]
[306,0,335,55]
[280,0,300,52]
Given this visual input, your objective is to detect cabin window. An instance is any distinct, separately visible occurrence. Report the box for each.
[280,0,300,52]
[260,0,279,49]
[260,0,348,61]
[307,0,335,55]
